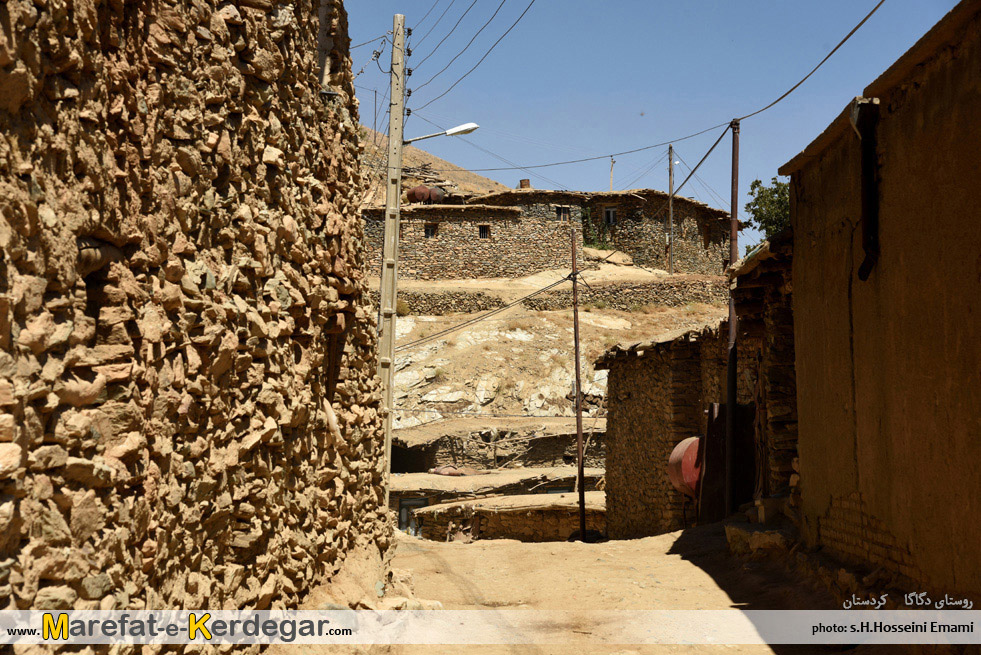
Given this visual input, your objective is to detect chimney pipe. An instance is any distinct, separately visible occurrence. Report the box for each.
[518,179,531,189]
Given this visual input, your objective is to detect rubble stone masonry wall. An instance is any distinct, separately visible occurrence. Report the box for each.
[364,204,583,280]
[0,0,390,613]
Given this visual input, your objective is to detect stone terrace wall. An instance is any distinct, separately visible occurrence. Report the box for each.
[367,290,506,316]
[363,203,584,280]
[0,0,389,613]
[523,277,726,311]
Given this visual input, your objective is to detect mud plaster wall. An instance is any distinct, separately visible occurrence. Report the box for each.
[789,8,981,597]
[0,0,391,613]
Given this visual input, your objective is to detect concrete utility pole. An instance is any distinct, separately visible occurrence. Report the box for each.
[668,144,675,275]
[378,14,406,508]
[570,230,587,541]
[609,157,615,192]
[725,119,740,516]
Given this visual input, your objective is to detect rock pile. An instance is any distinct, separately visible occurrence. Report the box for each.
[0,0,389,613]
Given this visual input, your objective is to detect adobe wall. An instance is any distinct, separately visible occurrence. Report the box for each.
[788,6,981,598]
[363,203,583,280]
[0,0,389,613]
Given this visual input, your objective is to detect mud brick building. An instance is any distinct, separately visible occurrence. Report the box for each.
[0,0,389,613]
[778,0,981,600]
[362,187,730,280]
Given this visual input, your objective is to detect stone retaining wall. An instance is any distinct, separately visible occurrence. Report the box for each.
[416,499,606,542]
[367,290,506,316]
[523,278,727,311]
[0,0,388,614]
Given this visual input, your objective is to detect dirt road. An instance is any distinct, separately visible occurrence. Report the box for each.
[384,524,880,655]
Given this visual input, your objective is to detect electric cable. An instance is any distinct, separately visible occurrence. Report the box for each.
[413,0,480,69]
[395,275,572,352]
[414,0,537,111]
[413,0,458,49]
[413,113,571,190]
[737,0,887,121]
[413,0,441,31]
[411,0,509,95]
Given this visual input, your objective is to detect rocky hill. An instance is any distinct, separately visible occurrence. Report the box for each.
[359,126,507,207]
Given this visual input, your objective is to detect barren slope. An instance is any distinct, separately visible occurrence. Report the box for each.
[360,126,507,206]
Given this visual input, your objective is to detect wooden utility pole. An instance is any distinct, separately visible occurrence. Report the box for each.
[378,14,406,508]
[570,229,587,541]
[725,119,740,516]
[668,144,675,275]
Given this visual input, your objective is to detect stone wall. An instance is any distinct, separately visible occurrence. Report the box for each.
[363,203,583,280]
[582,194,730,275]
[415,494,606,542]
[0,0,389,614]
[367,290,506,316]
[523,277,726,311]
[600,322,760,539]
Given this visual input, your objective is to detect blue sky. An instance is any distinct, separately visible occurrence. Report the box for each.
[348,0,958,247]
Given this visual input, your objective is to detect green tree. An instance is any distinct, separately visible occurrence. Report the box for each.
[744,176,790,239]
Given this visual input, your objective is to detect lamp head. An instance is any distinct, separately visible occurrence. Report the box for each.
[444,122,479,136]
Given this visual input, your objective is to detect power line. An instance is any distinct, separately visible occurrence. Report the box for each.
[395,274,572,352]
[398,2,885,174]
[737,0,887,121]
[412,0,509,95]
[413,0,457,49]
[414,0,480,69]
[414,0,537,112]
[351,34,388,50]
[394,408,604,421]
[389,121,731,173]
[617,150,670,190]
[413,0,441,30]
[414,113,571,190]
[675,150,730,211]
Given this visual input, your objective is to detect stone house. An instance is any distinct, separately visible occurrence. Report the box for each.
[0,0,389,613]
[777,0,981,600]
[363,187,730,280]
[362,201,580,280]
[597,231,795,539]
[577,189,732,274]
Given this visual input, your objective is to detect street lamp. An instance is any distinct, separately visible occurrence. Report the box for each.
[403,122,480,145]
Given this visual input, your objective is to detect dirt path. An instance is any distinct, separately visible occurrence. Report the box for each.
[383,524,880,655]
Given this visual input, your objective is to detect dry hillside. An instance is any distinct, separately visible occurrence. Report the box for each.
[360,126,508,207]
